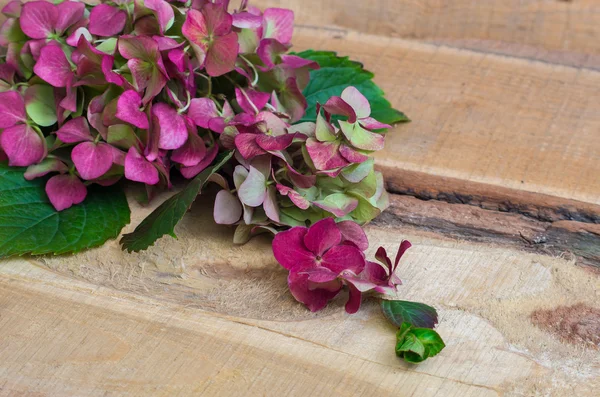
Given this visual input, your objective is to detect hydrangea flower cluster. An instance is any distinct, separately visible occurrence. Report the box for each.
[0,0,389,229]
[273,218,410,313]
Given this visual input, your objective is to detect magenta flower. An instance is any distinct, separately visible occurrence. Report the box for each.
[45,173,87,211]
[19,1,85,40]
[272,218,369,313]
[182,3,239,76]
[88,4,127,37]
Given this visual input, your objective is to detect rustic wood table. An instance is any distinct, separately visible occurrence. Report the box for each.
[1,1,599,396]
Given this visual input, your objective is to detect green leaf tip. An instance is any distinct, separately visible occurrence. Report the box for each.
[395,322,445,363]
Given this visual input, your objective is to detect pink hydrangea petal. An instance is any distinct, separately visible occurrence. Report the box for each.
[89,4,127,37]
[256,111,288,135]
[2,1,22,18]
[235,87,269,115]
[171,130,206,167]
[0,91,26,128]
[33,45,72,87]
[303,218,342,257]
[20,1,57,39]
[337,221,369,251]
[375,247,393,273]
[272,77,306,123]
[280,54,319,70]
[71,142,114,180]
[359,117,392,130]
[203,2,233,36]
[145,0,174,33]
[339,143,369,163]
[321,245,366,275]
[59,82,77,112]
[313,194,358,217]
[341,86,371,120]
[394,240,412,267]
[24,157,68,180]
[213,189,243,225]
[262,8,294,45]
[0,124,46,166]
[304,268,339,284]
[255,133,294,151]
[116,90,149,129]
[362,260,389,285]
[182,9,208,62]
[234,133,266,159]
[205,32,239,77]
[232,11,262,28]
[286,164,316,188]
[187,97,219,129]
[339,120,385,151]
[180,143,218,179]
[101,56,129,87]
[257,38,288,71]
[323,96,357,123]
[263,184,280,222]
[152,103,188,150]
[66,27,92,47]
[45,174,87,211]
[305,138,349,171]
[55,1,85,35]
[56,117,93,143]
[118,35,160,60]
[344,282,362,314]
[124,147,159,185]
[272,227,316,271]
[168,48,186,72]
[276,184,310,210]
[287,272,341,312]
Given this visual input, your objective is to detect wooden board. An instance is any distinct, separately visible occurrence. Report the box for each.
[1,1,600,396]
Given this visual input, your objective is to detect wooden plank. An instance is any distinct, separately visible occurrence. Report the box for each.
[0,205,599,395]
[290,28,600,206]
[255,0,600,69]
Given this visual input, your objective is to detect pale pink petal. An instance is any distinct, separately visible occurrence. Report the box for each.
[303,218,341,257]
[152,103,188,150]
[213,189,242,225]
[116,90,149,129]
[71,142,114,180]
[145,0,174,33]
[20,1,57,39]
[0,90,26,128]
[187,98,219,129]
[337,221,369,251]
[341,86,371,119]
[236,87,270,115]
[0,124,46,166]
[321,245,366,275]
[256,38,287,70]
[287,272,341,312]
[238,165,267,207]
[359,117,392,130]
[45,174,87,211]
[339,143,368,163]
[33,45,72,87]
[55,1,85,35]
[56,117,93,143]
[124,147,159,185]
[205,32,238,77]
[89,4,127,37]
[272,227,316,271]
[262,8,293,45]
[232,11,262,28]
[263,184,280,222]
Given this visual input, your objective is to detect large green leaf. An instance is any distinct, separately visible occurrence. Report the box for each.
[120,151,233,252]
[381,300,439,329]
[0,164,130,257]
[296,50,409,125]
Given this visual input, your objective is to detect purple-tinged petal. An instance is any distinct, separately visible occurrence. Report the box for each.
[168,48,186,72]
[203,2,233,35]
[71,142,114,180]
[263,184,280,222]
[55,1,85,35]
[232,11,262,28]
[33,45,72,88]
[45,174,87,211]
[321,245,365,275]
[20,1,57,39]
[236,87,270,115]
[0,124,46,166]
[2,1,22,18]
[89,4,127,37]
[214,189,242,225]
[171,130,206,167]
[59,82,77,113]
[341,86,371,120]
[339,143,369,163]
[124,147,159,185]
[345,282,362,314]
[188,97,219,129]
[272,227,316,271]
[257,38,287,70]
[305,138,349,171]
[0,90,26,128]
[101,55,129,87]
[339,120,385,151]
[287,272,341,312]
[337,221,369,251]
[277,184,310,210]
[394,240,412,267]
[255,133,294,151]
[152,103,188,150]
[145,0,174,33]
[180,143,218,179]
[280,54,319,70]
[127,58,167,104]
[303,268,339,284]
[303,218,342,257]
[313,193,359,217]
[118,35,160,60]
[375,247,393,273]
[56,117,93,143]
[238,165,267,207]
[66,27,92,47]
[342,270,381,293]
[323,96,357,123]
[272,77,306,123]
[182,9,209,65]
[362,260,389,284]
[205,32,239,77]
[359,117,392,130]
[116,90,148,129]
[234,133,266,159]
[24,157,68,180]
[262,8,293,45]
[256,111,288,135]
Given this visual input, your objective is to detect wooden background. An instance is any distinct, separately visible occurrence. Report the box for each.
[1,1,599,396]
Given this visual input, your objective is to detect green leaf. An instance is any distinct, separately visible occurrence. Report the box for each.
[120,151,233,252]
[25,85,57,127]
[296,50,409,125]
[0,164,130,257]
[395,322,445,363]
[381,300,439,329]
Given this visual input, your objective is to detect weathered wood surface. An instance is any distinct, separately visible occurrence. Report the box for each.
[1,1,600,396]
